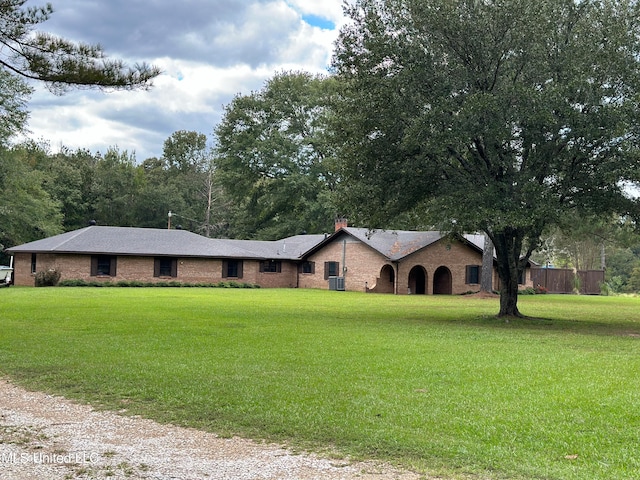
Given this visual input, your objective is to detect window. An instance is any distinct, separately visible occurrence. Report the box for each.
[91,255,117,276]
[259,260,281,273]
[465,265,480,284]
[222,260,243,279]
[154,257,177,277]
[300,261,315,274]
[518,269,526,285]
[31,253,37,274]
[324,261,340,279]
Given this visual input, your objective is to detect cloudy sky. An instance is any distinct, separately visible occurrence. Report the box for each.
[22,0,348,160]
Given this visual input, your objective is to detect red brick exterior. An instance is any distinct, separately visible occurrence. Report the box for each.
[11,253,298,288]
[11,235,532,293]
[298,233,531,294]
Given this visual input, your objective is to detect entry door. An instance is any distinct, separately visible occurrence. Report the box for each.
[433,266,452,294]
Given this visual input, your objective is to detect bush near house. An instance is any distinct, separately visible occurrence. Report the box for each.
[57,279,260,288]
[34,269,61,287]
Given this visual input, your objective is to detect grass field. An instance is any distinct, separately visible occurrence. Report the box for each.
[1,287,639,479]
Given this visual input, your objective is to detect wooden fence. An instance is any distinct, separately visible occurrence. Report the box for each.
[530,268,604,295]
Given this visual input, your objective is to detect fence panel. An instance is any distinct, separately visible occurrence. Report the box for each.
[530,268,604,295]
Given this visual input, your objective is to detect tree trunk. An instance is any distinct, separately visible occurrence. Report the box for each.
[498,271,521,318]
[492,230,524,318]
[481,233,494,292]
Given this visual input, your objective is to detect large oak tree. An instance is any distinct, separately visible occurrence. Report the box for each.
[215,72,340,239]
[332,0,640,317]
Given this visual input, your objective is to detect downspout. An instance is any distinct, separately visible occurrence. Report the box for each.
[393,261,399,295]
[342,239,347,288]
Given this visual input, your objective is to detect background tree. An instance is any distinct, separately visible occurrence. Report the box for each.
[333,0,640,317]
[92,147,141,226]
[0,68,31,142]
[158,130,229,236]
[0,143,62,260]
[0,0,159,92]
[29,145,98,231]
[215,71,339,239]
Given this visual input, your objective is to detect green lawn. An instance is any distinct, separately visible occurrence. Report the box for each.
[1,287,639,479]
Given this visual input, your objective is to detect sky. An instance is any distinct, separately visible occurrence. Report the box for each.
[21,0,348,161]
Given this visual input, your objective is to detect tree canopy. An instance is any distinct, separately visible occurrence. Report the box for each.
[0,0,160,93]
[214,71,340,239]
[332,0,640,316]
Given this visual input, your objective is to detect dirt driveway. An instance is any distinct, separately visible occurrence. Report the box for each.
[0,379,422,480]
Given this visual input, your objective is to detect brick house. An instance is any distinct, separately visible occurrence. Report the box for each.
[6,224,533,293]
[7,226,324,288]
[299,226,531,294]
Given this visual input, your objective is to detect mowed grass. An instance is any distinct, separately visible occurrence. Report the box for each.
[1,288,640,479]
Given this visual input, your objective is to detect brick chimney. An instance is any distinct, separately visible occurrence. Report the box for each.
[335,218,348,231]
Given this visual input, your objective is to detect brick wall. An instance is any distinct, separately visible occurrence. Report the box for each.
[299,234,386,292]
[297,234,523,295]
[11,253,301,288]
[397,238,483,294]
[11,240,532,292]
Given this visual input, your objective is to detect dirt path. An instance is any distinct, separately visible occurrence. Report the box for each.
[0,379,421,480]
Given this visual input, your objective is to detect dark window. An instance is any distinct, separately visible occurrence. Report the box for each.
[324,261,339,279]
[465,265,480,284]
[223,260,243,279]
[31,253,37,274]
[91,255,117,276]
[518,269,526,285]
[300,261,315,274]
[260,260,281,273]
[154,257,177,277]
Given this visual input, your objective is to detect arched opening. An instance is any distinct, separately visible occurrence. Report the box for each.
[408,265,427,294]
[433,266,452,295]
[376,264,395,293]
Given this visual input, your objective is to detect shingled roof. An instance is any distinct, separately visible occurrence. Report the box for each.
[6,226,326,260]
[6,225,488,263]
[304,227,486,261]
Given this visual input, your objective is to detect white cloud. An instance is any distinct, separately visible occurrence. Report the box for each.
[21,0,347,160]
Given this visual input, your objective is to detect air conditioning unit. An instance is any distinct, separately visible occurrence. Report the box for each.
[328,276,345,291]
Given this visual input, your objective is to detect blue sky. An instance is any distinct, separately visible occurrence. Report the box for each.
[21,0,347,160]
[302,14,337,30]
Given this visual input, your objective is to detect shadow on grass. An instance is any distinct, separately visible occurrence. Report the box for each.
[462,313,640,338]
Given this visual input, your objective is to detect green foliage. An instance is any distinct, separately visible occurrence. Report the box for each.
[215,71,339,239]
[0,69,32,144]
[2,289,640,479]
[57,279,260,288]
[0,1,159,92]
[332,0,640,316]
[33,269,60,286]
[0,144,63,253]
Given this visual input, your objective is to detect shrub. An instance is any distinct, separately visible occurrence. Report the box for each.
[34,269,61,287]
[58,279,88,287]
[518,287,536,295]
[56,279,261,289]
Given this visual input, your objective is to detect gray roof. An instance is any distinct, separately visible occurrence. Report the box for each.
[305,227,486,261]
[6,225,490,263]
[344,228,445,260]
[6,226,325,260]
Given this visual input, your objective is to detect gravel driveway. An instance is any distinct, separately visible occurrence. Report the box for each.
[0,379,421,480]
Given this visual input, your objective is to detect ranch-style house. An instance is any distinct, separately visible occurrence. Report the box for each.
[6,222,533,294]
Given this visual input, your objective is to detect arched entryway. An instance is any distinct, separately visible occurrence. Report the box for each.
[372,264,395,293]
[433,266,452,295]
[408,266,427,294]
